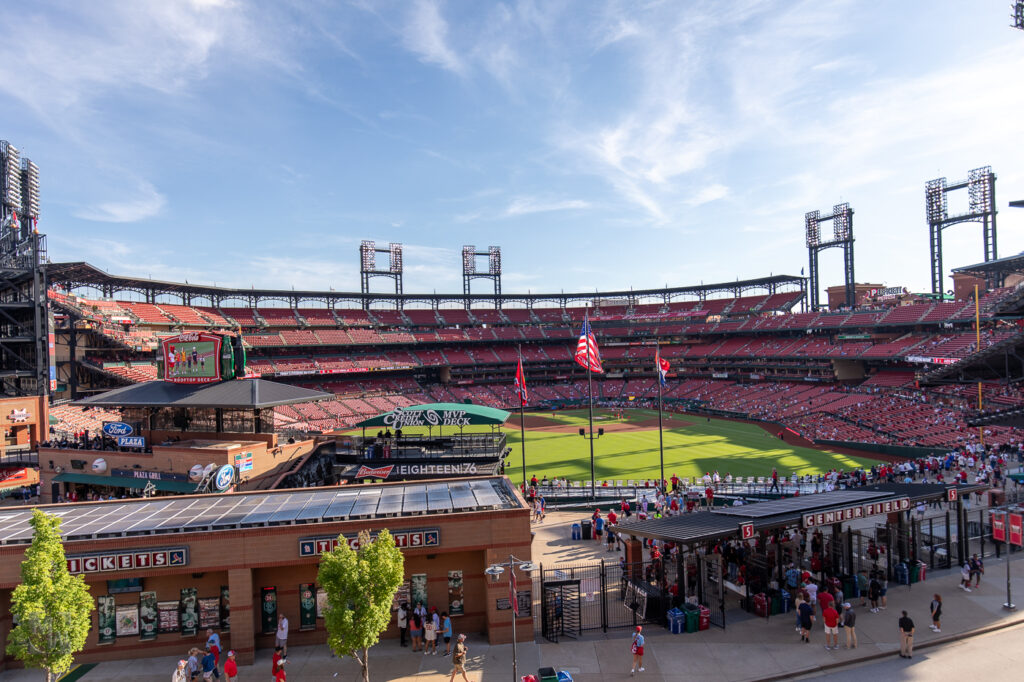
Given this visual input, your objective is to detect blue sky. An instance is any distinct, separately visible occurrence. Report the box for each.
[1,0,1023,298]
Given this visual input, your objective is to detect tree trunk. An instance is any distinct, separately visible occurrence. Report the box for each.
[361,646,370,682]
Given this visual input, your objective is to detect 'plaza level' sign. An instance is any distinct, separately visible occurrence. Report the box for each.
[299,529,440,557]
[803,497,910,528]
[66,547,189,574]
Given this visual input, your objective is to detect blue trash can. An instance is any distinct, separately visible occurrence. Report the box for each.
[571,523,582,540]
[895,562,909,585]
[780,589,791,613]
[668,607,685,634]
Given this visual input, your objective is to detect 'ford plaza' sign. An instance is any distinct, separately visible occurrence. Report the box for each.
[102,421,134,437]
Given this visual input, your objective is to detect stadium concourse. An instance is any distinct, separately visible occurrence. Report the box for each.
[43,263,1024,457]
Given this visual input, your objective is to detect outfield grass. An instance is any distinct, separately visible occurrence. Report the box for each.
[503,409,877,483]
[346,408,879,484]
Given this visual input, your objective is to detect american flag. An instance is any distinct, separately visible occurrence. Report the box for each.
[656,347,670,386]
[574,314,603,373]
[514,356,528,407]
[510,569,519,615]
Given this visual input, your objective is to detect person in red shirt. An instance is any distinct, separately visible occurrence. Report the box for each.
[818,588,834,616]
[821,605,840,650]
[271,646,283,678]
[671,474,680,491]
[607,509,618,526]
[274,657,287,681]
[704,487,714,509]
[223,650,238,682]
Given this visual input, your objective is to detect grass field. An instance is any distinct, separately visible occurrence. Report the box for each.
[348,408,879,484]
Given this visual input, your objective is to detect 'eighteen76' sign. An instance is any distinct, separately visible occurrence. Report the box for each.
[299,529,440,557]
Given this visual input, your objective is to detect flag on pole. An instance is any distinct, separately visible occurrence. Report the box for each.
[510,569,519,615]
[514,356,528,407]
[574,314,603,373]
[656,347,670,386]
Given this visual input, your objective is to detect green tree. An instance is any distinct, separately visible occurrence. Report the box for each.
[317,529,404,682]
[6,509,93,682]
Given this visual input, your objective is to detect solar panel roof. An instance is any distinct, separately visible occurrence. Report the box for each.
[711,489,892,518]
[0,476,522,546]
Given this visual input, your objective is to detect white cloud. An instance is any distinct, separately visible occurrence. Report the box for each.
[503,197,590,217]
[686,184,730,207]
[74,181,166,223]
[402,0,466,76]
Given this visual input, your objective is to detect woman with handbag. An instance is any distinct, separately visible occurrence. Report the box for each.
[630,625,645,675]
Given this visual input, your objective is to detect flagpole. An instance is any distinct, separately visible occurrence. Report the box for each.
[657,344,665,491]
[518,345,527,491]
[586,312,596,496]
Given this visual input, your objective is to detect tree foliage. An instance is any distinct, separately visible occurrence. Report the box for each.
[6,509,94,682]
[317,529,404,682]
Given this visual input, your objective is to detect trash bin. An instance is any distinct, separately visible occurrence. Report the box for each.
[538,667,559,682]
[843,576,857,599]
[780,589,791,613]
[895,562,909,585]
[668,607,685,634]
[910,562,921,584]
[571,523,582,541]
[752,593,768,618]
[581,520,592,540]
[917,561,927,582]
[698,605,710,631]
[768,589,781,616]
[683,602,700,633]
[557,672,574,682]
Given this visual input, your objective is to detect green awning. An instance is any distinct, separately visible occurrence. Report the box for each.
[53,472,198,494]
[1010,473,1024,484]
[355,402,511,428]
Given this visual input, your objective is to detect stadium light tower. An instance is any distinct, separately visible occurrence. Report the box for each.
[1013,1,1024,30]
[359,240,404,306]
[462,244,502,303]
[805,203,855,310]
[926,167,997,295]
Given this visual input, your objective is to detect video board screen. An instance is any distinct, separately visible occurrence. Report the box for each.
[161,333,222,384]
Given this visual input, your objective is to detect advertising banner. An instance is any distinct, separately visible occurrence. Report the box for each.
[392,582,410,612]
[1010,513,1024,547]
[157,601,180,634]
[199,597,221,630]
[261,586,278,635]
[316,588,328,619]
[410,574,428,610]
[115,604,139,636]
[299,583,316,631]
[97,595,116,645]
[448,571,464,617]
[220,585,230,632]
[180,588,199,636]
[139,591,158,640]
[992,512,1007,542]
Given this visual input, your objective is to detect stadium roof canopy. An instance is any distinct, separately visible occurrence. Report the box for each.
[355,402,511,428]
[952,251,1024,277]
[46,261,805,306]
[73,378,332,409]
[616,483,975,545]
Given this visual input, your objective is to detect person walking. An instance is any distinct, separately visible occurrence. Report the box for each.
[630,625,645,675]
[410,612,423,652]
[271,646,283,681]
[960,561,973,592]
[423,613,437,655]
[223,651,238,682]
[868,573,881,613]
[187,648,201,681]
[448,633,469,682]
[206,629,221,670]
[971,554,984,588]
[273,657,287,682]
[929,594,942,633]
[200,647,219,681]
[397,602,409,647]
[842,603,857,649]
[275,613,289,656]
[798,596,815,643]
[898,610,915,658]
[822,601,840,650]
[173,659,189,682]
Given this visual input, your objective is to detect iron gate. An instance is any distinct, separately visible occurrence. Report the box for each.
[697,554,725,628]
[540,559,666,642]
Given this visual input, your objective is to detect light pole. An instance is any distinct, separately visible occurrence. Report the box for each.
[577,427,604,497]
[485,555,538,682]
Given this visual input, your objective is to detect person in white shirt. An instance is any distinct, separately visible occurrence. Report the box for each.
[275,614,289,655]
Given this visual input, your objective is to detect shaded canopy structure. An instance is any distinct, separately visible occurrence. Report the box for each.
[74,378,332,409]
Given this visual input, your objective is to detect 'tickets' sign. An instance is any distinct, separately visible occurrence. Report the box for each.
[66,547,188,574]
[298,529,440,557]
[803,498,910,528]
[1009,513,1024,547]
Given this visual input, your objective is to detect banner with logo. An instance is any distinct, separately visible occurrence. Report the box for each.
[410,574,428,611]
[316,588,328,619]
[448,571,464,617]
[139,591,158,640]
[1010,513,1024,547]
[300,583,316,631]
[180,588,199,636]
[199,597,221,629]
[220,585,230,632]
[391,582,410,612]
[97,595,116,645]
[992,512,1007,542]
[261,586,278,635]
[157,601,180,634]
[115,604,139,636]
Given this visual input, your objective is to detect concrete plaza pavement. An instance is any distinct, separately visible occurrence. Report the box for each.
[3,510,1023,681]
